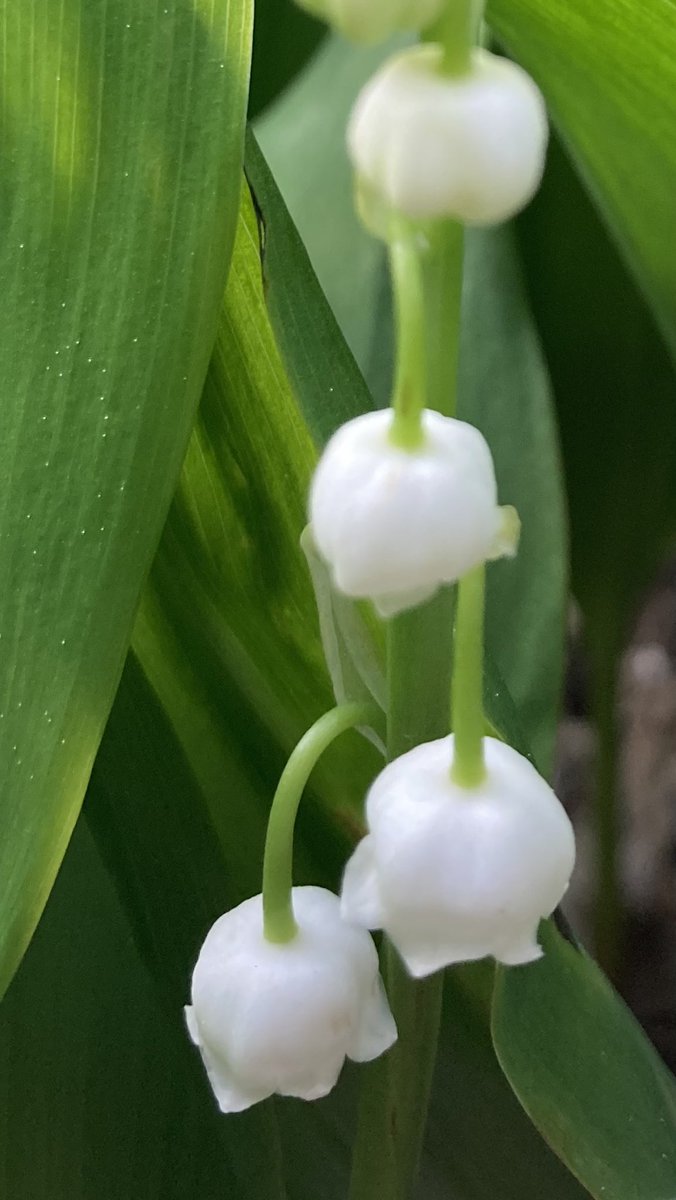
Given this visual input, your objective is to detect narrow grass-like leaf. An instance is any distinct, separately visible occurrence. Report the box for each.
[0,0,251,995]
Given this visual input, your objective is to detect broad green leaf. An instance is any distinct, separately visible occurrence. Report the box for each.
[245,127,376,443]
[249,0,324,118]
[517,136,676,641]
[488,0,676,353]
[0,816,287,1200]
[130,183,381,867]
[516,135,676,956]
[0,0,251,996]
[300,527,387,722]
[256,35,399,374]
[458,227,566,773]
[492,923,676,1200]
[424,966,588,1200]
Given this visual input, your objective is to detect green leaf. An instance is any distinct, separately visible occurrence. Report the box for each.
[249,0,324,118]
[516,134,676,957]
[426,966,589,1200]
[0,815,288,1200]
[488,0,676,353]
[0,0,251,996]
[300,527,387,723]
[492,923,676,1200]
[130,182,381,864]
[256,35,400,373]
[458,226,566,773]
[517,135,676,637]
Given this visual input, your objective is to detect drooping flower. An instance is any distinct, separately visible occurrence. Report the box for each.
[341,735,575,976]
[309,408,517,617]
[348,45,548,231]
[292,0,444,45]
[185,886,396,1112]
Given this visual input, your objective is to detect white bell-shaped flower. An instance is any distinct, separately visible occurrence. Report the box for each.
[341,735,575,975]
[309,408,515,617]
[293,0,444,44]
[185,886,396,1112]
[348,45,548,228]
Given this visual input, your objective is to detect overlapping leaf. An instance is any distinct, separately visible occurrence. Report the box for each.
[0,0,252,996]
[488,0,676,354]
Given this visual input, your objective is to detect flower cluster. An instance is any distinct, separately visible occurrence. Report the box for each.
[185,0,575,1119]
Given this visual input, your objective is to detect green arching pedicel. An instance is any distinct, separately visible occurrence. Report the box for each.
[262,701,379,943]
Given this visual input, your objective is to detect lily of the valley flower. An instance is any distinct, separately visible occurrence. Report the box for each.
[186,886,396,1112]
[348,45,548,229]
[309,408,517,617]
[292,0,445,44]
[341,735,575,976]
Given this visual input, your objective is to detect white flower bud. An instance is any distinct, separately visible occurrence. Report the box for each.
[185,886,396,1112]
[309,408,515,618]
[348,45,548,227]
[341,736,575,976]
[293,0,444,44]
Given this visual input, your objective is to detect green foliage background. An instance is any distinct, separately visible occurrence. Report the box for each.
[1,0,675,1196]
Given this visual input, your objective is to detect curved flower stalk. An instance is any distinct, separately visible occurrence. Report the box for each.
[292,0,445,45]
[348,45,548,233]
[186,887,396,1111]
[341,734,576,976]
[309,407,519,617]
[185,703,396,1112]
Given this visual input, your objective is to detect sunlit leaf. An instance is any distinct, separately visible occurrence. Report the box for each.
[488,0,676,353]
[0,0,252,996]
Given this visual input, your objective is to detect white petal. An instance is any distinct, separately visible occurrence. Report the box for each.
[279,1053,345,1102]
[309,409,501,613]
[184,1005,200,1046]
[349,973,398,1061]
[373,583,437,618]
[341,837,385,929]
[396,936,493,978]
[348,46,548,227]
[490,505,521,559]
[358,735,575,975]
[495,933,543,967]
[187,887,394,1110]
[198,1042,269,1114]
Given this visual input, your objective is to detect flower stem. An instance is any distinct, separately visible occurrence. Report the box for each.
[450,564,487,787]
[428,0,482,76]
[262,701,378,943]
[388,227,426,451]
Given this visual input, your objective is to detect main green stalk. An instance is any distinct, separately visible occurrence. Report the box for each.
[389,229,426,450]
[349,6,485,1193]
[450,564,486,787]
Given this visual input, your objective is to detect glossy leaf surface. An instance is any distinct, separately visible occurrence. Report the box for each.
[488,0,676,352]
[0,0,252,995]
[493,923,676,1200]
